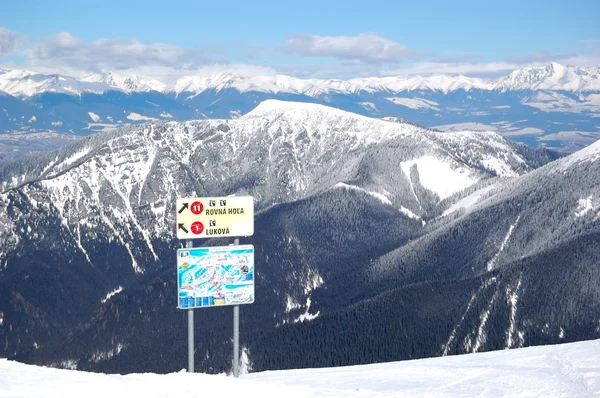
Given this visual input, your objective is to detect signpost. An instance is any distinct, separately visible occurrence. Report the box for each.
[176,195,254,378]
[176,196,254,239]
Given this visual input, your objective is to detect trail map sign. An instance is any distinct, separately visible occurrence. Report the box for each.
[177,245,255,309]
[176,196,254,239]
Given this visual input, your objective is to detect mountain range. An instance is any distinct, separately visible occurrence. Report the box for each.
[1,63,599,157]
[1,100,598,374]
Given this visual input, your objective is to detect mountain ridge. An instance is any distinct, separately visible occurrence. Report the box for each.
[0,102,597,374]
[1,63,599,98]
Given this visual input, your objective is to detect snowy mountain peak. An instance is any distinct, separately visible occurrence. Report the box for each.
[245,99,332,115]
[1,63,600,98]
[495,63,600,92]
[81,72,165,92]
[243,99,413,130]
[559,138,600,169]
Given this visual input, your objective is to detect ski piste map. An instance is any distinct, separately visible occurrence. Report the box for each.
[177,245,254,309]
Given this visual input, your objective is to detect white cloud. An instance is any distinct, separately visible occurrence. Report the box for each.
[22,32,212,72]
[380,55,600,78]
[279,33,426,62]
[1,28,599,81]
[0,27,24,56]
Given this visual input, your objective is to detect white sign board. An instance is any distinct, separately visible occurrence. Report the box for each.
[176,196,254,239]
[177,245,255,309]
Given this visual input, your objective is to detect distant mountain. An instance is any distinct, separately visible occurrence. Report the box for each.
[2,63,599,98]
[495,62,600,92]
[81,72,166,93]
[0,63,599,157]
[5,102,594,376]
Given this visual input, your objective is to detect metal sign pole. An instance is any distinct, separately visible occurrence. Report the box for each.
[232,238,240,378]
[187,239,194,373]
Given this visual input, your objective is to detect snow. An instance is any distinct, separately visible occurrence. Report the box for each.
[1,63,599,99]
[1,340,600,397]
[505,278,524,349]
[293,296,320,323]
[499,127,545,136]
[81,72,165,92]
[497,62,600,92]
[487,215,521,271]
[386,97,440,111]
[87,112,100,122]
[126,112,158,122]
[434,122,498,132]
[522,91,600,113]
[101,286,124,304]
[399,205,420,220]
[359,102,378,112]
[482,156,518,177]
[575,196,598,217]
[243,100,419,147]
[59,148,91,169]
[285,295,301,313]
[442,184,497,217]
[334,183,392,205]
[400,156,477,200]
[558,138,600,169]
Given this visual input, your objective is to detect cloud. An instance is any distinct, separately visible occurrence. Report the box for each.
[2,28,599,82]
[380,61,521,78]
[505,51,578,64]
[580,40,600,52]
[278,33,427,62]
[0,27,25,56]
[22,32,213,72]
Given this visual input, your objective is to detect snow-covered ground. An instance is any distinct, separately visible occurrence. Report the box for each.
[1,340,599,397]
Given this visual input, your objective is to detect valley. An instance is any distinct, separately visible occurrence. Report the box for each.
[0,100,597,374]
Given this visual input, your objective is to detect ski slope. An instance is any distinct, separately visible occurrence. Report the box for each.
[1,340,599,397]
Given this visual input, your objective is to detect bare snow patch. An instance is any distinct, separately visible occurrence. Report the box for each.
[442,184,497,217]
[359,102,378,112]
[126,112,157,122]
[101,286,124,304]
[482,156,518,177]
[334,183,392,205]
[59,147,91,168]
[293,296,320,323]
[575,195,599,218]
[90,343,124,363]
[285,295,301,313]
[486,215,521,271]
[386,97,440,111]
[399,205,420,220]
[87,112,101,122]
[434,122,497,132]
[400,156,477,200]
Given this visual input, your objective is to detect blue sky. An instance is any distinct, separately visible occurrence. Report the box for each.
[0,0,598,80]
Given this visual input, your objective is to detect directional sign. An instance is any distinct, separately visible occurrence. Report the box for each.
[177,245,255,309]
[176,196,254,239]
